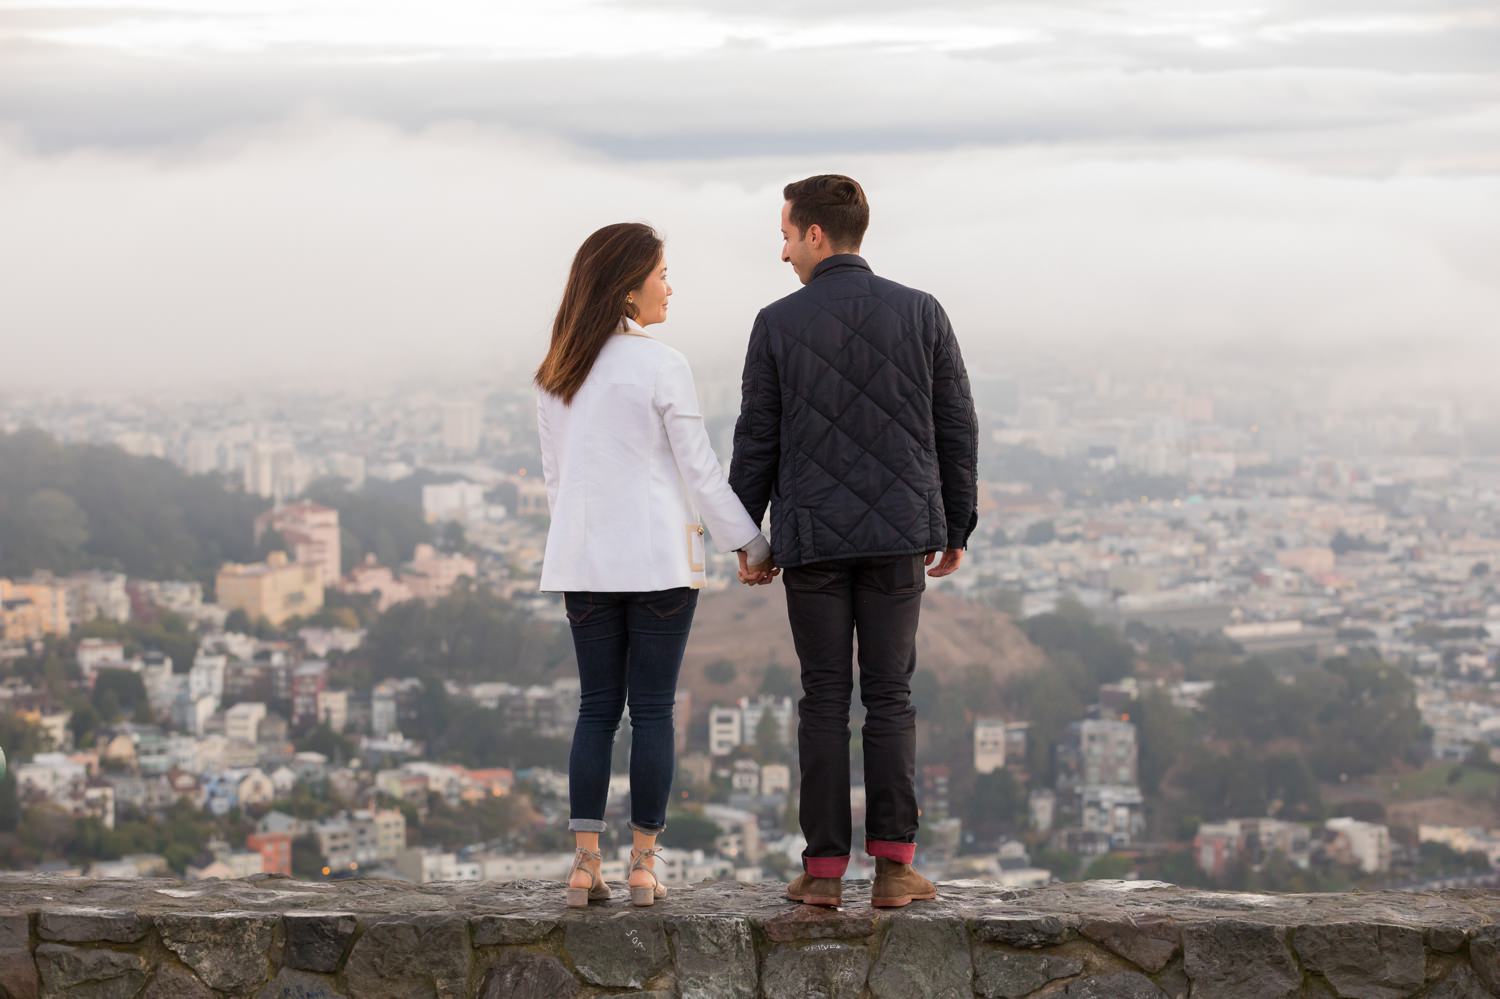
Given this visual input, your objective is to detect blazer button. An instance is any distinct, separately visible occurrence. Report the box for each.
[697,526,705,535]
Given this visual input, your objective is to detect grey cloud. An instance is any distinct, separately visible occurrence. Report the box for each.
[1,39,1492,174]
[0,115,1496,395]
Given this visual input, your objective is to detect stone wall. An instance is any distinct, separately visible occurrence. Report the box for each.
[1,874,1499,997]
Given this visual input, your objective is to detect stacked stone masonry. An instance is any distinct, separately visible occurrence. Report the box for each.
[2,874,1500,997]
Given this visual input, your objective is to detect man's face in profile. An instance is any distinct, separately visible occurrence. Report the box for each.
[780,201,816,285]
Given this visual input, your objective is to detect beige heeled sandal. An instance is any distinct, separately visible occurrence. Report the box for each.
[629,847,667,907]
[565,847,611,908]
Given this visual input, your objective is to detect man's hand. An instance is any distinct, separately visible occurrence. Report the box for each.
[925,547,964,578]
[738,550,779,585]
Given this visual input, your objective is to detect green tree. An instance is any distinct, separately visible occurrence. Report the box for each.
[1004,662,1086,785]
[0,428,266,581]
[705,660,737,685]
[754,710,785,761]
[68,705,101,751]
[1021,605,1135,687]
[291,833,327,879]
[360,583,571,685]
[91,668,148,722]
[964,769,1027,842]
[758,664,797,698]
[1084,853,1134,880]
[0,713,48,760]
[304,478,432,573]
[1134,688,1193,790]
[0,773,19,832]
[1022,520,1056,546]
[296,722,354,763]
[664,810,722,852]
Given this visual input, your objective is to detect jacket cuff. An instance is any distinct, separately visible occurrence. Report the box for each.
[947,509,978,549]
[739,534,772,566]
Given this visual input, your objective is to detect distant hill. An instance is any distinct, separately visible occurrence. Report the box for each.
[676,585,1045,718]
[0,428,267,582]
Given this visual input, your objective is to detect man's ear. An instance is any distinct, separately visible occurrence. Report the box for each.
[806,223,823,248]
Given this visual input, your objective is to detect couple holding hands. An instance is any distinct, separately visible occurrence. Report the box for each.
[536,174,979,909]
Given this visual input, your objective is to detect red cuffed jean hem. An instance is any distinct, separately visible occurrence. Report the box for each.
[804,855,849,878]
[866,839,916,863]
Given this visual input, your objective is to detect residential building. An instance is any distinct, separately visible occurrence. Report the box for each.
[402,544,477,602]
[216,552,324,627]
[225,702,267,744]
[709,707,742,757]
[340,556,413,613]
[64,571,131,625]
[255,502,342,587]
[246,832,293,876]
[292,661,330,727]
[1055,718,1139,794]
[422,480,486,524]
[974,717,1008,775]
[1326,817,1391,874]
[441,400,482,454]
[316,689,349,732]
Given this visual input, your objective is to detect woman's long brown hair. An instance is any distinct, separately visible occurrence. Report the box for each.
[535,222,664,404]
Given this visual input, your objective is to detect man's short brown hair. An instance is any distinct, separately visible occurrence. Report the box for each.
[783,174,869,250]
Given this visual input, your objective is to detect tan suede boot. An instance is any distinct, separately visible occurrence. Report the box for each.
[871,857,937,908]
[785,872,843,907]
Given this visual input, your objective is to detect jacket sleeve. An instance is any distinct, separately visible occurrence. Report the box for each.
[930,297,979,548]
[536,393,559,514]
[655,351,763,553]
[729,311,780,526]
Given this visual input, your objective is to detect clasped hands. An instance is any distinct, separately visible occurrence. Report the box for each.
[737,550,779,586]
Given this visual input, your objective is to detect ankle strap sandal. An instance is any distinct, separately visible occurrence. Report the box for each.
[566,847,611,908]
[629,847,667,907]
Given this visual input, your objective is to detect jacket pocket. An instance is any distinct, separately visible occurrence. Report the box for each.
[641,587,698,620]
[796,507,817,564]
[928,488,947,548]
[564,593,596,627]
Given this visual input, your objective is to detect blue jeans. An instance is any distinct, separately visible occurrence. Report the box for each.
[564,588,698,834]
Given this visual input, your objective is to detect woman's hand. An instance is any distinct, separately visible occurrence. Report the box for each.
[737,551,780,585]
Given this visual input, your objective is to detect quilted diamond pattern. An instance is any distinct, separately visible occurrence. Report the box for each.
[730,256,980,569]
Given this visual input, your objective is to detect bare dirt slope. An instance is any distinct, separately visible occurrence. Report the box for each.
[677,585,1045,718]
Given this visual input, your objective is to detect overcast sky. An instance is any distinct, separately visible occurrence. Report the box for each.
[1,0,1497,397]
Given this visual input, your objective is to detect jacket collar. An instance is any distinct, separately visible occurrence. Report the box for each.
[619,317,652,338]
[810,253,871,282]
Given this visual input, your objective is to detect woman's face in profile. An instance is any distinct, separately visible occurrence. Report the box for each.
[631,256,672,327]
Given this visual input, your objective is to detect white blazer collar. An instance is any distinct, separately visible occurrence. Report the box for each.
[621,317,652,338]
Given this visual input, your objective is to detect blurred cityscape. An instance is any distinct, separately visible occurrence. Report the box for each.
[1,359,1498,892]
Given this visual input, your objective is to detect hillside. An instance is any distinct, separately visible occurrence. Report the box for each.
[676,584,1045,718]
[0,428,267,582]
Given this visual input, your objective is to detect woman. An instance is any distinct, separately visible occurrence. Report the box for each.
[536,222,773,907]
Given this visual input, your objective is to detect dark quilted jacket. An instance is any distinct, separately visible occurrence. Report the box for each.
[729,255,979,569]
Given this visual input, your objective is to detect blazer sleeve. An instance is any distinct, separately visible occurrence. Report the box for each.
[729,311,780,526]
[536,393,559,514]
[930,297,980,548]
[655,351,763,553]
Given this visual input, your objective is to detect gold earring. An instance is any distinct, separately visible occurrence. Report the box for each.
[627,295,635,304]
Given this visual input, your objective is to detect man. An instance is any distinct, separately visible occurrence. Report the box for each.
[730,175,979,908]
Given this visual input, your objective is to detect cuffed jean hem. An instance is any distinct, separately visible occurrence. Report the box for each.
[568,818,608,833]
[804,855,850,878]
[866,839,916,864]
[629,820,666,834]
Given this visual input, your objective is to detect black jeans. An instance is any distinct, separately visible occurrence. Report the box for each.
[784,554,925,877]
[564,588,698,834]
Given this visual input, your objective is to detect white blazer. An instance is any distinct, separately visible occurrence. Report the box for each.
[537,321,762,593]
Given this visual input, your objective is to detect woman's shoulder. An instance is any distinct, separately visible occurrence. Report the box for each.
[614,333,692,376]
